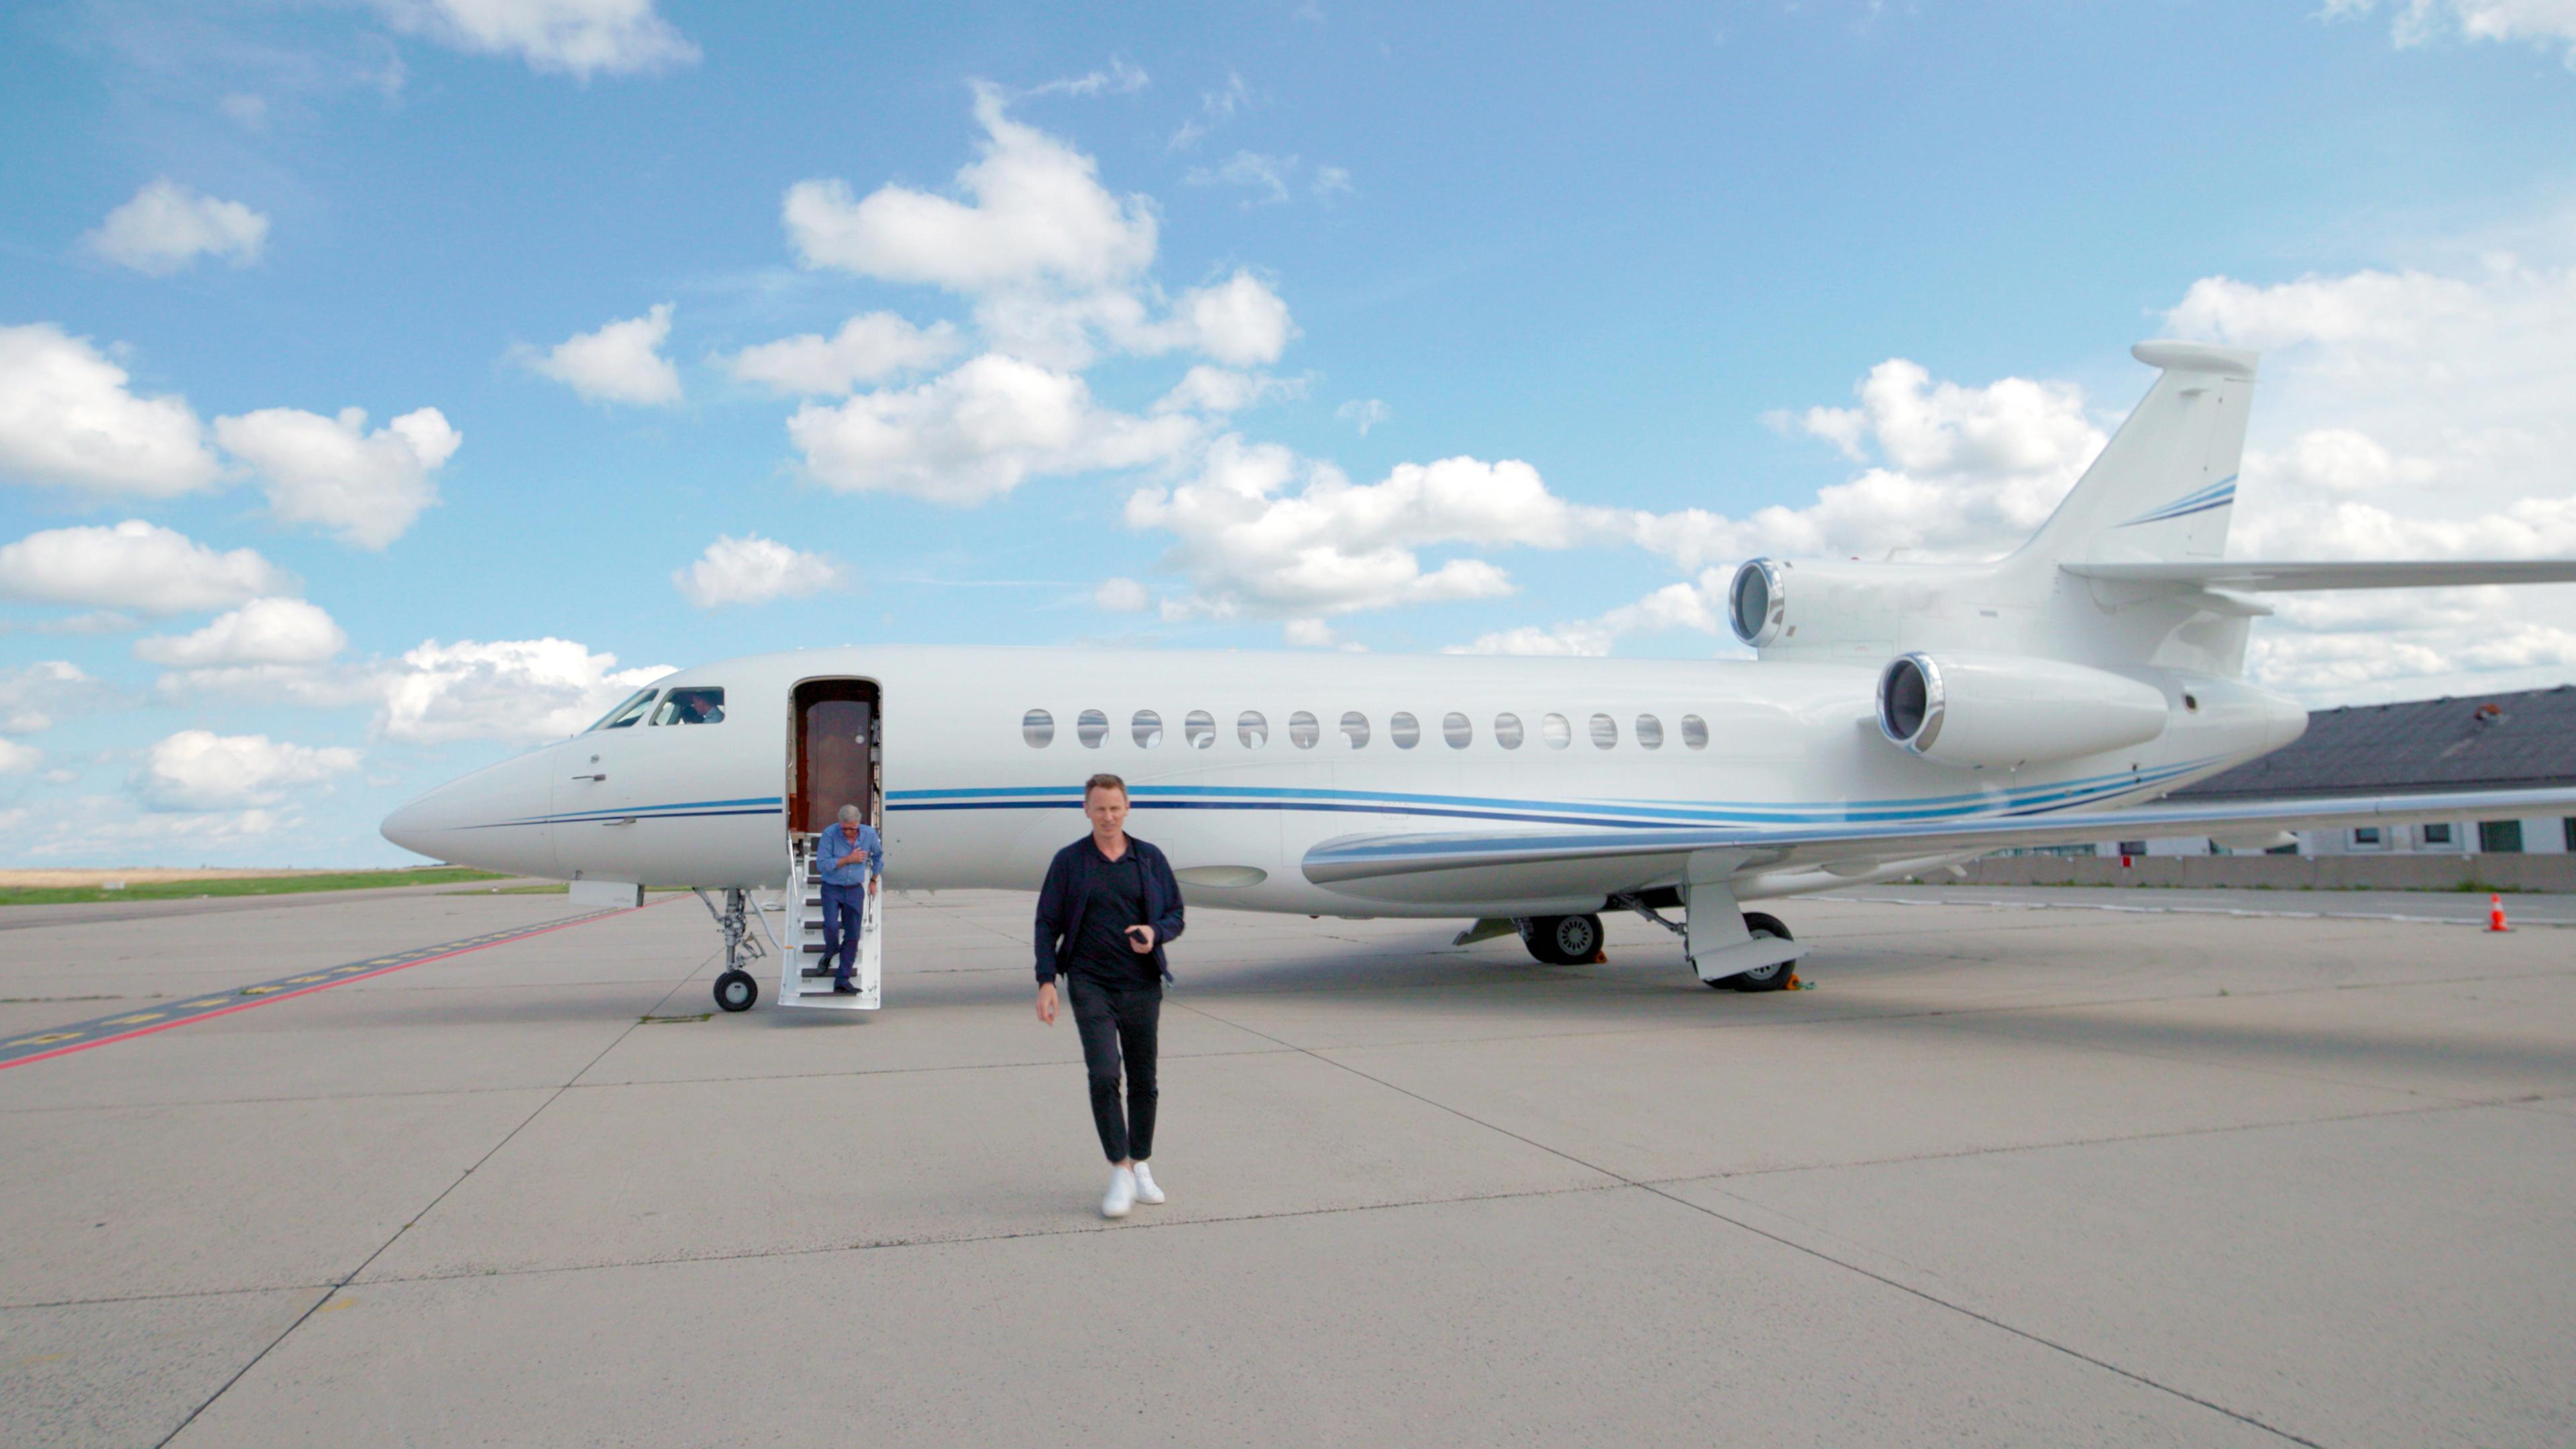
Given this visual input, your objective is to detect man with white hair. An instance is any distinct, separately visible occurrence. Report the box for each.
[808,803,883,996]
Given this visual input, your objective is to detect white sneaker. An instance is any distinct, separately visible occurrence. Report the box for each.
[1101,1165,1137,1219]
[1131,1162,1165,1205]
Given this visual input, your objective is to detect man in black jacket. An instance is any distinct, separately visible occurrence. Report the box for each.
[1034,773,1186,1219]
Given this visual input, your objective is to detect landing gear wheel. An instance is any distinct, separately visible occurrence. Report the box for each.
[1519,912,1604,965]
[1709,912,1794,991]
[713,969,758,1013]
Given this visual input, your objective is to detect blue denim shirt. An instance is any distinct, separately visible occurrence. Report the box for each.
[816,822,883,887]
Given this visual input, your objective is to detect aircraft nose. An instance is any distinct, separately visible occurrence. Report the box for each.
[380,747,560,876]
[380,794,439,859]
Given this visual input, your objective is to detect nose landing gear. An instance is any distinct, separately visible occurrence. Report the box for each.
[696,887,766,1013]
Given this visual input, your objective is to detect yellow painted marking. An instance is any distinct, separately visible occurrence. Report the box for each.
[15,1352,66,1366]
[367,958,399,965]
[103,1013,166,1026]
[239,985,282,996]
[314,1297,358,1313]
[335,965,372,973]
[7,1033,83,1046]
[285,975,329,984]
[184,999,227,1008]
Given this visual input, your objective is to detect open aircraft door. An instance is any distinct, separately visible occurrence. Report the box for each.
[769,678,883,1012]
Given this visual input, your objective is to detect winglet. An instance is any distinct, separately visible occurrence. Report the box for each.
[2131,340,2259,379]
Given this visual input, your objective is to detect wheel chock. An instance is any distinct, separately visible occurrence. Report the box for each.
[1591,950,1607,964]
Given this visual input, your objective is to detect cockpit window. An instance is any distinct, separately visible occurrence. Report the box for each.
[587,688,658,732]
[651,686,726,725]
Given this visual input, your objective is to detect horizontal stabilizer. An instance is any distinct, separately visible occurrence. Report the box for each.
[2062,559,2576,592]
[1303,786,2576,889]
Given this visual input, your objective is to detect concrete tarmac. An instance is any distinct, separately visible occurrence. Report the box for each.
[1,884,2570,1446]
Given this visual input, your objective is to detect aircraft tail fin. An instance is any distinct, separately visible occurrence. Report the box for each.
[2014,341,2257,569]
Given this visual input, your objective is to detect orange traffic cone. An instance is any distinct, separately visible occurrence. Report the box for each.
[2487,894,2510,933]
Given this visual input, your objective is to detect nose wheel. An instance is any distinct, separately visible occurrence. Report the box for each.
[713,969,758,1012]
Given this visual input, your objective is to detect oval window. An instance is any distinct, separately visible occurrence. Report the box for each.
[1341,711,1371,749]
[1184,710,1216,749]
[1389,712,1420,749]
[1494,713,1524,749]
[1133,710,1163,748]
[1590,714,1618,749]
[1289,711,1320,749]
[1442,712,1472,748]
[1541,713,1571,749]
[1635,714,1664,750]
[1077,710,1108,749]
[1023,708,1055,748]
[1681,714,1709,749]
[1238,710,1269,748]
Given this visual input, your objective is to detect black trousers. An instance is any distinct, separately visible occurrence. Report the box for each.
[1067,974,1161,1163]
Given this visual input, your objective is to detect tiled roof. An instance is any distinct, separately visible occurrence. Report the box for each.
[2174,683,2576,800]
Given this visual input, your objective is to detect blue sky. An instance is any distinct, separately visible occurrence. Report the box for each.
[4,0,2575,866]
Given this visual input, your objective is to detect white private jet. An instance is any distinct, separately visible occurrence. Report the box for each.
[384,341,2576,1014]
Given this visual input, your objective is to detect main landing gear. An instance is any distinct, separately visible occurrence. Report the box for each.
[1517,913,1605,965]
[1603,892,1805,991]
[696,887,765,1013]
[1712,912,1796,992]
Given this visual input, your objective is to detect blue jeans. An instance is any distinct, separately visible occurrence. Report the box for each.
[820,881,867,984]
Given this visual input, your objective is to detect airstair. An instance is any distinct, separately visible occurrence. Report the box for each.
[775,834,879,1011]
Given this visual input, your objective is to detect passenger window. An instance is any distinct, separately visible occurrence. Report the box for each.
[1341,711,1370,749]
[588,688,657,731]
[1635,714,1664,749]
[1023,709,1054,747]
[1184,710,1216,749]
[653,687,726,725]
[1443,712,1472,748]
[1078,710,1108,748]
[1133,710,1163,748]
[1289,711,1320,748]
[1238,710,1269,748]
[1389,712,1420,749]
[1681,714,1709,749]
[1493,713,1523,749]
[1541,713,1571,749]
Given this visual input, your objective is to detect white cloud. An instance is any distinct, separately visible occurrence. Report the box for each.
[528,303,682,405]
[1154,271,1295,366]
[0,324,222,498]
[1151,366,1303,416]
[785,86,1157,292]
[136,730,360,810]
[0,739,38,775]
[213,406,460,548]
[0,661,117,735]
[1181,152,1352,206]
[1336,398,1390,435]
[2324,0,2576,65]
[375,637,671,744]
[136,597,346,667]
[370,0,698,78]
[1020,58,1150,100]
[1094,576,1150,612]
[725,313,961,396]
[0,521,294,615]
[85,179,270,276]
[673,535,847,608]
[1449,578,1725,657]
[1283,616,1335,647]
[1167,72,1253,151]
[220,94,268,129]
[789,352,1199,505]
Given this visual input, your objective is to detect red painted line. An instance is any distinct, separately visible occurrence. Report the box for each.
[0,897,674,1073]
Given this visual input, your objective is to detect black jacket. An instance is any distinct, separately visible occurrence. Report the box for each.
[1033,835,1185,985]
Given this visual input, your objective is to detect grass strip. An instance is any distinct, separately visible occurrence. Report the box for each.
[0,867,512,907]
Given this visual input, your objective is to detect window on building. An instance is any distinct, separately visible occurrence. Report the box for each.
[1680,714,1708,749]
[1289,711,1320,748]
[1635,714,1664,749]
[1238,710,1269,748]
[1183,710,1216,749]
[2116,840,2147,857]
[2565,817,2575,852]
[1443,712,1472,748]
[588,688,657,732]
[2421,821,2453,846]
[1341,711,1371,748]
[1077,710,1108,748]
[1133,710,1163,748]
[1022,709,1054,747]
[2351,826,2382,849]
[1589,713,1618,749]
[1541,713,1571,749]
[1389,712,1421,749]
[1494,713,1524,749]
[652,687,725,725]
[2479,819,2524,853]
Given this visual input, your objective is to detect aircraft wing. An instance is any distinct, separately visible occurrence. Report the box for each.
[1301,785,2576,891]
[2061,559,2576,591]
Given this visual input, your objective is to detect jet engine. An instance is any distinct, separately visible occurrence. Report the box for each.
[1876,651,2169,769]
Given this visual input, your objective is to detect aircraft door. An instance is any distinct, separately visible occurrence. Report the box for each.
[792,680,881,837]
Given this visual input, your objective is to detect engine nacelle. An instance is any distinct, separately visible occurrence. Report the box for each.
[1876,651,2169,769]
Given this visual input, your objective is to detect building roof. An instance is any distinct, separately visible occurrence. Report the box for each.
[2174,683,2576,801]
